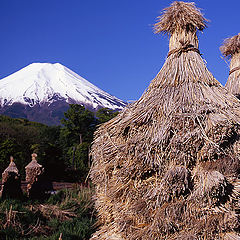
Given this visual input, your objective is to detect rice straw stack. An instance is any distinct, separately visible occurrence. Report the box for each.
[220,33,240,98]
[90,2,240,239]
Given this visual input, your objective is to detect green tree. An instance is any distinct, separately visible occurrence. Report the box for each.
[66,142,89,180]
[96,108,119,124]
[30,126,64,181]
[0,138,23,174]
[61,104,96,145]
[0,115,63,180]
[60,105,96,179]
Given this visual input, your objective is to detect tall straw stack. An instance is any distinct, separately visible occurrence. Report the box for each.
[220,33,240,98]
[90,2,240,239]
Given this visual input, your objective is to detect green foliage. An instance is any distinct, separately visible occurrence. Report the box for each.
[0,187,96,240]
[59,105,97,180]
[66,143,89,172]
[0,115,63,180]
[61,104,96,144]
[75,142,89,170]
[96,108,119,124]
[46,190,65,205]
[0,198,44,239]
[0,105,118,182]
[0,106,119,238]
[0,138,18,173]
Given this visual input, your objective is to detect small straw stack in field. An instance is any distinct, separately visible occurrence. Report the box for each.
[25,153,45,198]
[90,2,240,239]
[0,156,22,199]
[2,156,19,177]
[220,33,240,98]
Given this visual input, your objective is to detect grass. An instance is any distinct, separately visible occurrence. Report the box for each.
[0,186,96,240]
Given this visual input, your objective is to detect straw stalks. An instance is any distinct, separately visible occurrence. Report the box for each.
[221,33,240,98]
[90,1,240,239]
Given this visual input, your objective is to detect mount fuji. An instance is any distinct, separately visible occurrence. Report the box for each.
[0,63,126,125]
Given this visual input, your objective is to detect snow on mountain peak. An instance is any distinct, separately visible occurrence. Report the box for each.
[0,63,126,110]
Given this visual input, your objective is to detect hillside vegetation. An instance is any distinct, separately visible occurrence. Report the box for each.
[0,186,96,239]
[0,104,118,182]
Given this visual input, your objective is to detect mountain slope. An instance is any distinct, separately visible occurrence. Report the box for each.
[0,63,126,125]
[0,63,126,109]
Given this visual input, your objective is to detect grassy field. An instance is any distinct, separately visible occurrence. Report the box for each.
[0,186,96,240]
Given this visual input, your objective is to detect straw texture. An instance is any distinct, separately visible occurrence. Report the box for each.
[2,156,18,175]
[90,2,240,239]
[221,33,240,98]
[154,1,208,35]
[25,153,44,185]
[25,153,45,198]
[220,33,240,58]
[0,157,22,199]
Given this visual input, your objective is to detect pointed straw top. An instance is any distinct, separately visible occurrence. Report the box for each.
[90,2,240,239]
[25,153,42,169]
[154,1,208,35]
[31,153,37,161]
[220,33,240,58]
[3,156,18,174]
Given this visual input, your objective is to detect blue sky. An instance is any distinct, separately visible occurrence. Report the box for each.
[0,0,239,102]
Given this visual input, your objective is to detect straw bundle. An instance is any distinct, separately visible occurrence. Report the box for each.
[220,33,240,98]
[0,157,22,198]
[2,156,19,177]
[90,2,240,239]
[25,153,44,184]
[25,153,45,198]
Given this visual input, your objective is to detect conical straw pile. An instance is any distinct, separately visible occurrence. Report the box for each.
[90,2,240,239]
[25,153,45,198]
[220,33,240,98]
[1,156,22,199]
[25,153,44,185]
[2,156,19,178]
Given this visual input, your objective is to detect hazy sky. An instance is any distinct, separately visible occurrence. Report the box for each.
[0,0,239,102]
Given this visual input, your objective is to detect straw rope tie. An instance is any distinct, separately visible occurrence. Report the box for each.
[229,66,240,75]
[167,40,201,58]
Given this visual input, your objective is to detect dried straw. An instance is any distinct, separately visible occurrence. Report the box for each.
[220,33,240,58]
[25,153,45,198]
[154,1,208,35]
[25,153,44,185]
[220,33,240,98]
[2,156,19,176]
[90,1,240,239]
[0,157,22,199]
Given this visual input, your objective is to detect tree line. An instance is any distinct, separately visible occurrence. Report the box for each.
[0,105,118,182]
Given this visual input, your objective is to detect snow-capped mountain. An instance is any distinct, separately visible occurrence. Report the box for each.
[0,63,126,109]
[0,63,126,125]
